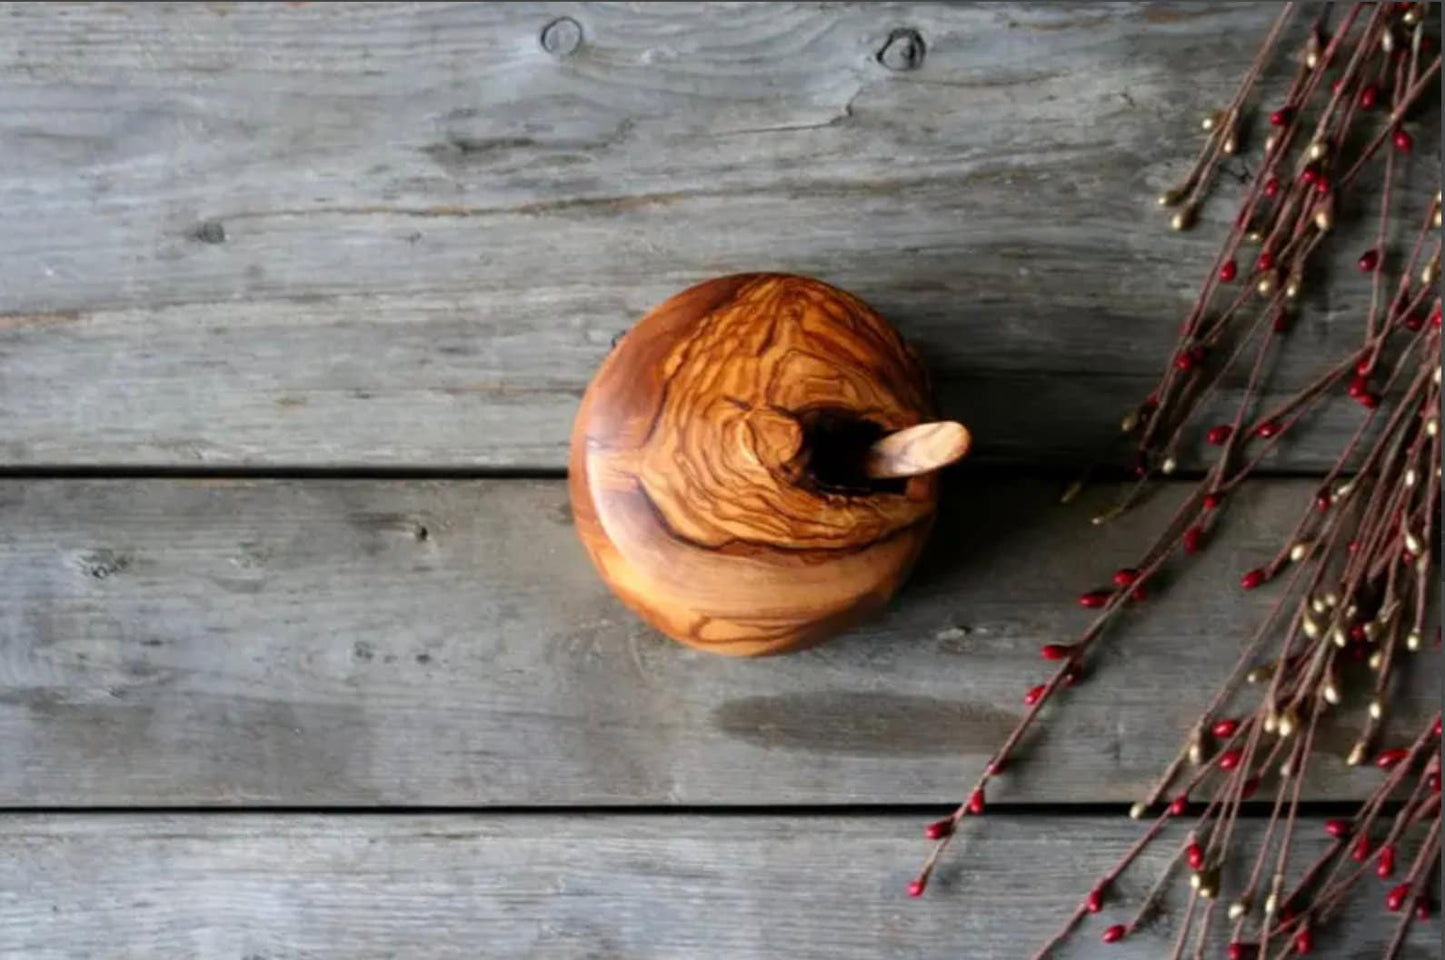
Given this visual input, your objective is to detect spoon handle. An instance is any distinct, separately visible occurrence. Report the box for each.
[863,421,971,480]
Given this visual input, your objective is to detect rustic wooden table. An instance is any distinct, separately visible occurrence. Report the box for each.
[0,3,1438,958]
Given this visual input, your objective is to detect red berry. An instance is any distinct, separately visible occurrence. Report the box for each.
[1437,718,1443,737]
[1360,84,1380,109]
[967,788,985,815]
[1377,844,1396,879]
[1228,943,1257,960]
[1258,251,1276,271]
[1347,539,1360,554]
[924,818,953,840]
[907,878,927,898]
[1219,749,1242,771]
[1269,107,1293,126]
[1393,128,1413,152]
[1079,590,1110,610]
[1432,305,1442,328]
[1085,887,1104,913]
[1314,175,1330,195]
[1206,424,1234,445]
[1212,718,1239,738]
[1356,356,1375,376]
[1175,351,1196,371]
[1405,312,1425,331]
[1241,776,1260,798]
[1255,421,1281,439]
[1294,927,1313,955]
[1129,584,1148,602]
[1170,793,1189,816]
[1040,643,1073,661]
[1186,842,1205,870]
[1061,665,1082,688]
[1353,836,1371,862]
[1264,177,1280,198]
[1348,375,1368,398]
[1376,748,1410,770]
[1102,924,1126,944]
[1112,568,1139,587]
[1358,248,1380,273]
[1203,492,1223,509]
[1315,491,1331,511]
[1357,391,1380,409]
[1183,525,1204,554]
[1300,167,1318,186]
[1023,684,1047,706]
[1428,772,1441,793]
[1417,900,1433,921]
[1240,568,1267,590]
[1219,259,1238,282]
[1387,883,1411,912]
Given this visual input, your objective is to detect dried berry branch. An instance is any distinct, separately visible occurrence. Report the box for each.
[908,5,1441,957]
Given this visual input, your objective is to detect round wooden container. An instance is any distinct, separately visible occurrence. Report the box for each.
[569,273,963,656]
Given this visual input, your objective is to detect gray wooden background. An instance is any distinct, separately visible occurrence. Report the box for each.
[0,3,1437,958]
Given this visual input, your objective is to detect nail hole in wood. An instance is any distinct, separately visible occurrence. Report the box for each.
[540,16,582,58]
[876,28,926,72]
[190,220,226,244]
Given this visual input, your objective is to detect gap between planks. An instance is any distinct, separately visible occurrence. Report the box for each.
[0,801,1403,817]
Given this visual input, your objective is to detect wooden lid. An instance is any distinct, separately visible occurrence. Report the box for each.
[569,274,959,656]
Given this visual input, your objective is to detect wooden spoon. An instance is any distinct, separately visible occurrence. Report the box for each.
[863,421,971,480]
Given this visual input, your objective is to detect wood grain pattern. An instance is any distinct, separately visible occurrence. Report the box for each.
[0,814,1432,960]
[0,476,1434,806]
[0,2,1435,469]
[571,274,949,655]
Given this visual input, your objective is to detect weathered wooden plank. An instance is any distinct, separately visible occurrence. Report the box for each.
[0,3,1434,468]
[0,814,1432,960]
[0,476,1433,806]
